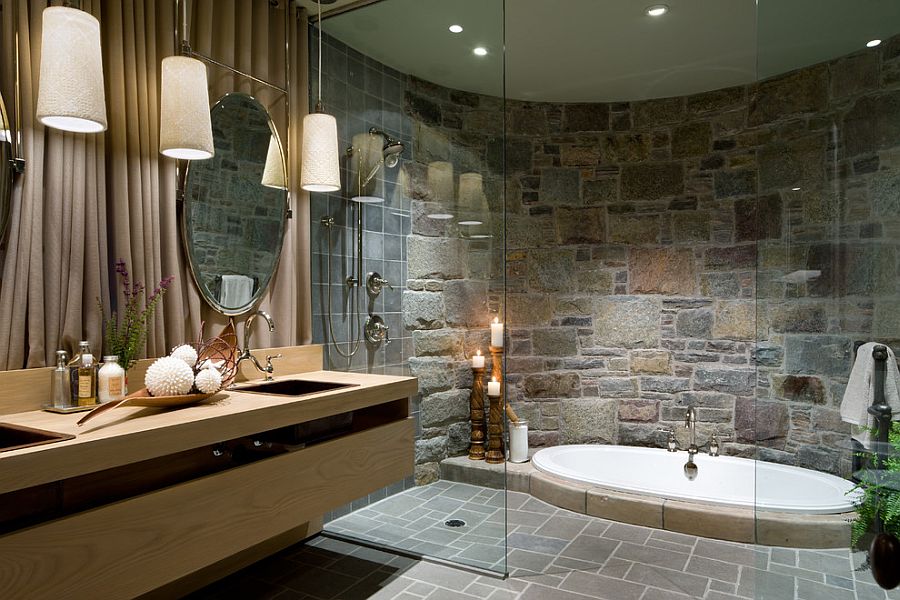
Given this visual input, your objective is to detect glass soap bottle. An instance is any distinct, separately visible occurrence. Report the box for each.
[69,340,98,407]
[98,355,126,403]
[49,350,71,410]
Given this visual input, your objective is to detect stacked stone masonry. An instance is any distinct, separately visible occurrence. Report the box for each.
[402,36,900,481]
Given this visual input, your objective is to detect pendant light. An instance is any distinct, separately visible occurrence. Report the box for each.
[159,56,214,160]
[36,6,107,133]
[261,135,287,189]
[301,1,341,193]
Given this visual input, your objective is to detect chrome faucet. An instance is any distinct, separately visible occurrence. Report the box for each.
[237,310,276,379]
[684,406,698,458]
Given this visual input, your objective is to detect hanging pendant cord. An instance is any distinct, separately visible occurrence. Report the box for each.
[316,0,323,111]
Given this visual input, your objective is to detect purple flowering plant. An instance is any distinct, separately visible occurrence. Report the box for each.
[98,259,174,370]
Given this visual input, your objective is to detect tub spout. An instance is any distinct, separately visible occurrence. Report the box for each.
[684,406,698,457]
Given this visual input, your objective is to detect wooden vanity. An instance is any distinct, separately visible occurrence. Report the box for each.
[0,345,416,600]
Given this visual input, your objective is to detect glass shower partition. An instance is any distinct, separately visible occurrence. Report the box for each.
[311,0,509,575]
[754,2,900,598]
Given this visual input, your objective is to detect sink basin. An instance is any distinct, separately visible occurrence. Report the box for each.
[0,423,75,453]
[236,379,357,397]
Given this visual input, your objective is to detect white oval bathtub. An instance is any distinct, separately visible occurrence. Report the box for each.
[532,444,860,514]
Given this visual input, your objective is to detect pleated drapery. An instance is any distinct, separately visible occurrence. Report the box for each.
[0,0,311,369]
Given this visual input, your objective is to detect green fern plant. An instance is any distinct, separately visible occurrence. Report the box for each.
[850,422,900,548]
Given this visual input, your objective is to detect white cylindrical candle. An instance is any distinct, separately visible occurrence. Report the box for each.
[491,317,504,348]
[509,420,529,463]
[472,350,485,369]
[488,377,500,397]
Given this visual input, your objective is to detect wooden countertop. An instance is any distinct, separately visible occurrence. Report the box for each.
[0,370,417,496]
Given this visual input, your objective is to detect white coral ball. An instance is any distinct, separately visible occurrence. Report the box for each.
[145,356,195,396]
[194,367,223,394]
[170,344,199,368]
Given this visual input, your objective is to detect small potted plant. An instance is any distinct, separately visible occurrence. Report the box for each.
[99,259,174,379]
[850,422,900,589]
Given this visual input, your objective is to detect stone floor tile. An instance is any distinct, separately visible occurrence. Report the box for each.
[520,496,558,514]
[375,494,425,517]
[441,483,485,502]
[769,547,797,566]
[640,586,695,599]
[534,515,591,540]
[624,562,708,597]
[508,532,570,554]
[422,496,468,514]
[707,578,737,594]
[694,539,768,568]
[598,556,633,579]
[457,542,507,564]
[551,555,604,573]
[404,561,480,590]
[856,581,890,600]
[507,548,557,573]
[737,566,795,600]
[425,588,480,600]
[558,570,646,600]
[486,590,519,600]
[797,550,852,576]
[685,555,740,583]
[506,509,554,528]
[518,583,596,600]
[560,534,620,563]
[406,581,437,597]
[613,542,690,571]
[603,523,652,544]
[768,562,825,583]
[796,577,855,600]
[705,592,744,600]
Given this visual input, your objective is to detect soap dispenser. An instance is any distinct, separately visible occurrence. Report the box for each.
[49,350,71,410]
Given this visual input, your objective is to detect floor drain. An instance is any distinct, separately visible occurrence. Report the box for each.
[444,519,466,528]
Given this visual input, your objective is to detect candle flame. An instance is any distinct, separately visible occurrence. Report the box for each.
[476,350,481,356]
[491,376,497,383]
[493,317,499,324]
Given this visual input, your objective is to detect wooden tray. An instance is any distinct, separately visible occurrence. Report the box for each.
[77,322,237,427]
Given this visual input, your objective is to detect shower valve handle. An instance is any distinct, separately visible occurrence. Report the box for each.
[366,272,393,296]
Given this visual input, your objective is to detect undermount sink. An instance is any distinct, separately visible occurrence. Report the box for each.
[237,379,357,397]
[0,423,75,453]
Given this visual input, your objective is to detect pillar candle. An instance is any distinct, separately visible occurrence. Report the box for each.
[472,350,485,369]
[487,377,500,397]
[490,317,504,347]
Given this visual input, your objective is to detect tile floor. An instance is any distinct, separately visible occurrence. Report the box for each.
[189,481,900,600]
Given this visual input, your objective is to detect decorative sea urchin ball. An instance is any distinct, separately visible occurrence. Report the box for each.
[170,344,199,368]
[194,367,223,394]
[145,356,195,396]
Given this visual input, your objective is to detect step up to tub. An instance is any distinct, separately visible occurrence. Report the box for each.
[438,455,852,549]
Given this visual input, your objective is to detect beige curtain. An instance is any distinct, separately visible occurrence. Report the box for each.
[0,0,109,369]
[0,0,310,368]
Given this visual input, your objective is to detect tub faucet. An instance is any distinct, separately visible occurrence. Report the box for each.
[684,406,698,458]
[237,310,276,379]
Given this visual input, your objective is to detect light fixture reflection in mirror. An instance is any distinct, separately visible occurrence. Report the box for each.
[261,135,287,190]
[36,7,107,133]
[426,161,454,219]
[458,172,485,226]
[159,56,215,160]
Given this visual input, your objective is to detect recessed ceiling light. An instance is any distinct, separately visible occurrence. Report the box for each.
[473,47,488,56]
[791,187,801,191]
[867,39,882,48]
[449,24,463,33]
[646,4,669,17]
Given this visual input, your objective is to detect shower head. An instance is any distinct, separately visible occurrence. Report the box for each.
[369,128,404,168]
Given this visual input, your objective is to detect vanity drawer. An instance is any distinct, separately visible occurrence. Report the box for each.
[0,417,414,600]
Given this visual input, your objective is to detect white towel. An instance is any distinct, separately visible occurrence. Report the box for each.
[840,342,900,445]
[219,274,254,308]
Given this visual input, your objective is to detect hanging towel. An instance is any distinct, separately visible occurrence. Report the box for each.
[840,342,900,445]
[219,274,254,308]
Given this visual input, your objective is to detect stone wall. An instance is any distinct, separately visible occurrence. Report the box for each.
[399,36,900,480]
[502,37,900,475]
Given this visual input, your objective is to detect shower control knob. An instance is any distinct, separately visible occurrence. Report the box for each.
[366,272,393,296]
[365,315,391,345]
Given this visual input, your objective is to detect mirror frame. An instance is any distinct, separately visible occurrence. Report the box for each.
[180,92,290,317]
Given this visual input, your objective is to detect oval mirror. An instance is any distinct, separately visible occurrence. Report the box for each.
[182,93,288,316]
[0,91,13,242]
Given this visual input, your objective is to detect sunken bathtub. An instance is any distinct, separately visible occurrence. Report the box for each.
[528,445,859,548]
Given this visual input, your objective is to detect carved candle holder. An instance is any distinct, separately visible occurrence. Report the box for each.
[468,367,486,460]
[486,346,505,464]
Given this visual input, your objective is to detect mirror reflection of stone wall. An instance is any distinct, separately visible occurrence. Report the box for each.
[184,93,287,314]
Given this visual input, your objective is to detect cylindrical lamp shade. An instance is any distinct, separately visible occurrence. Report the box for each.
[36,7,107,133]
[301,112,341,192]
[159,57,214,160]
[426,161,454,219]
[458,172,484,225]
[261,135,287,189]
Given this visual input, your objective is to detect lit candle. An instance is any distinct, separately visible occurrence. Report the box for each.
[488,376,501,397]
[472,350,485,369]
[490,317,504,348]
